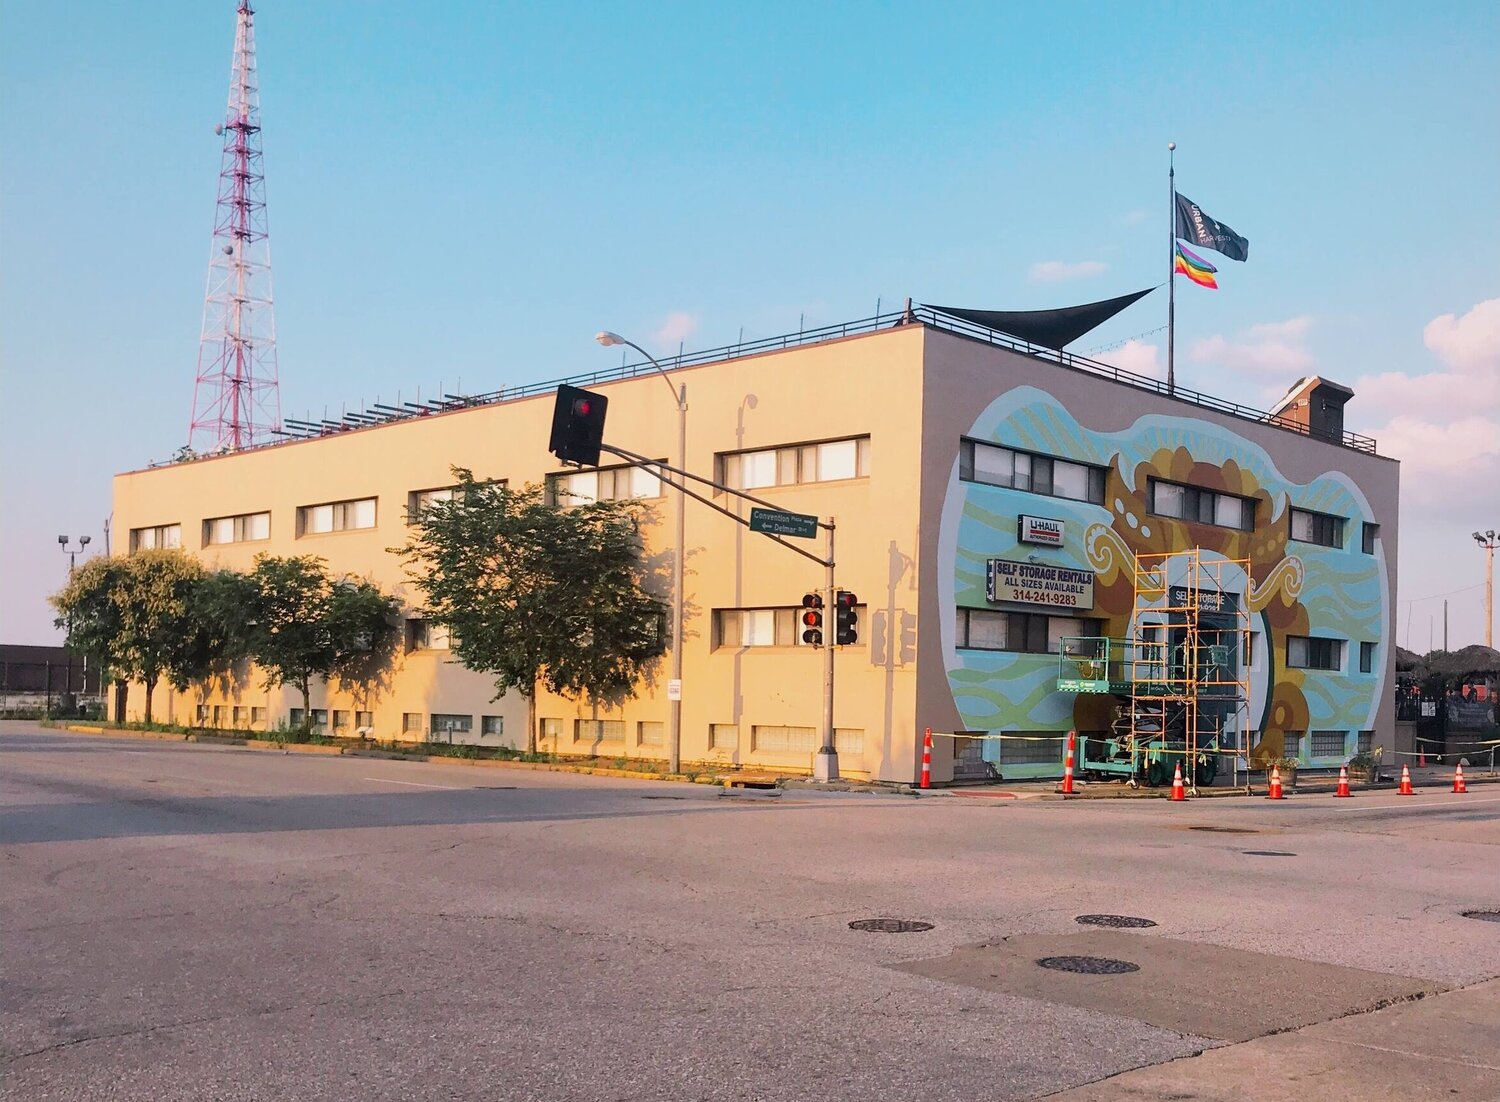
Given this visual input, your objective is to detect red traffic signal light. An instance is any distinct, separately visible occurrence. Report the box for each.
[801,592,823,645]
[549,384,609,466]
[834,590,858,646]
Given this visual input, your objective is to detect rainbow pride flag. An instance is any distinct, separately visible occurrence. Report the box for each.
[1175,241,1219,289]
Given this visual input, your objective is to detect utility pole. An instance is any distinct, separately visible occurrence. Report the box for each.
[1475,530,1497,649]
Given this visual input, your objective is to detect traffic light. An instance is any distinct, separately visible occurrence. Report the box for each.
[834,590,858,646]
[800,593,823,646]
[548,384,609,466]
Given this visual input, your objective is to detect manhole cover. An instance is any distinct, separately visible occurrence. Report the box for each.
[848,918,934,933]
[1188,825,1259,834]
[1076,914,1157,929]
[1242,850,1297,857]
[1036,955,1140,975]
[1462,910,1500,923]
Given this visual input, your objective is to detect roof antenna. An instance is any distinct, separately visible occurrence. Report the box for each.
[902,297,915,324]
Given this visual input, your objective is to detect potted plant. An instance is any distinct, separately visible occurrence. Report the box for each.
[1347,746,1383,784]
[1272,755,1300,791]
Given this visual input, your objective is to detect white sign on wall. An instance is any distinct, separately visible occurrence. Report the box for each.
[1018,515,1065,547]
[986,559,1095,610]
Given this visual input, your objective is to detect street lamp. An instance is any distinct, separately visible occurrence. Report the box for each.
[58,534,91,574]
[1475,530,1497,649]
[56,535,91,716]
[595,331,688,775]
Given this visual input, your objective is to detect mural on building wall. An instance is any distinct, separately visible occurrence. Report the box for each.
[936,386,1389,766]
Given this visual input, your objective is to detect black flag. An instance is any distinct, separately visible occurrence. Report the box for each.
[1175,193,1249,262]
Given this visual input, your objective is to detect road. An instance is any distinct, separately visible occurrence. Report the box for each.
[2,723,1497,1101]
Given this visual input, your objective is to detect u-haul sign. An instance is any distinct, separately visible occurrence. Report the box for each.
[1018,515,1065,547]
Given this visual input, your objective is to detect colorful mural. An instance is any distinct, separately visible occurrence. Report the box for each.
[936,387,1389,769]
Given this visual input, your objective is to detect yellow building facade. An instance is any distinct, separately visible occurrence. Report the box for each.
[113,312,1399,784]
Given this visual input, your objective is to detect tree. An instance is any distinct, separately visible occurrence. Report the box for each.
[245,555,397,732]
[50,550,206,724]
[164,569,258,699]
[397,471,667,753]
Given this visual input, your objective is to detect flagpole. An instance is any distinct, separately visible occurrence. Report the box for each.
[1167,141,1177,395]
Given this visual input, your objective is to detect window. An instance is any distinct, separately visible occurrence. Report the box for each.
[212,704,228,727]
[540,718,562,743]
[1283,733,1302,759]
[407,486,457,521]
[251,706,267,727]
[1311,730,1347,757]
[1147,479,1254,531]
[999,733,1065,765]
[959,441,1106,505]
[547,463,662,505]
[332,710,350,732]
[311,709,327,730]
[638,721,664,747]
[430,714,472,738]
[719,437,871,490]
[714,607,843,648]
[576,719,625,742]
[203,511,270,546]
[1287,635,1343,671]
[298,497,376,535]
[834,728,864,754]
[752,725,818,752]
[402,712,424,735]
[407,619,451,651]
[1360,642,1376,674]
[1362,523,1379,555]
[1290,507,1344,548]
[481,715,503,737]
[710,724,739,751]
[956,609,1101,654]
[356,711,374,731]
[1357,731,1374,754]
[130,523,181,551]
[233,705,248,727]
[289,707,302,728]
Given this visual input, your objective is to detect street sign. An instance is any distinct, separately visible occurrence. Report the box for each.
[749,507,819,540]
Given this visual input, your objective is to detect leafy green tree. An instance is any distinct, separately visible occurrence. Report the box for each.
[245,555,398,731]
[51,549,205,723]
[164,568,259,699]
[397,470,667,753]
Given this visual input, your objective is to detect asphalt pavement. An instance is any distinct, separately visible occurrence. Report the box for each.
[3,723,1497,1100]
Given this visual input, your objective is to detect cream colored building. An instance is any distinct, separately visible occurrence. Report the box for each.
[114,310,1398,784]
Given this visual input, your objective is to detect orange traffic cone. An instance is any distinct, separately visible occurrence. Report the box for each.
[1059,729,1077,794]
[1453,763,1467,794]
[1398,763,1414,796]
[1335,764,1351,798]
[1267,765,1285,800]
[920,728,932,790]
[1170,761,1186,801]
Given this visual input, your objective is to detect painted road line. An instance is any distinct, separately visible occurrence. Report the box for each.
[362,777,463,790]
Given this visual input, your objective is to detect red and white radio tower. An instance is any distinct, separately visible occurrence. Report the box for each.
[189,1,281,453]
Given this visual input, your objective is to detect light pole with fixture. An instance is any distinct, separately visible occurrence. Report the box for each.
[57,535,92,715]
[1475,530,1497,649]
[58,534,91,574]
[595,331,688,775]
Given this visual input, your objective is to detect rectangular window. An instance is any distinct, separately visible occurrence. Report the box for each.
[956,609,1099,654]
[481,715,503,737]
[407,486,457,521]
[834,728,864,754]
[547,463,662,506]
[1357,730,1374,754]
[1147,479,1253,531]
[129,523,182,551]
[251,706,267,727]
[638,721,664,747]
[1287,635,1343,671]
[430,713,472,736]
[212,704,228,727]
[1359,642,1376,674]
[1283,733,1302,760]
[714,607,836,648]
[1362,523,1379,555]
[310,709,327,730]
[1290,507,1345,548]
[540,718,562,743]
[407,619,451,651]
[232,705,248,726]
[203,511,270,546]
[331,709,350,732]
[960,441,1106,505]
[297,497,376,535]
[999,733,1065,765]
[355,711,374,731]
[719,437,871,490]
[751,725,818,753]
[402,712,424,734]
[710,723,739,751]
[289,707,303,728]
[576,719,625,742]
[1311,730,1347,757]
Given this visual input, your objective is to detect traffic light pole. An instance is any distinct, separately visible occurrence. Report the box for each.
[816,518,839,782]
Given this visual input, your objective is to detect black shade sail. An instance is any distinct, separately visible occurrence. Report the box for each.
[923,287,1157,350]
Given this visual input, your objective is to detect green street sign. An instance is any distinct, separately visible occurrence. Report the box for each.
[749,507,819,540]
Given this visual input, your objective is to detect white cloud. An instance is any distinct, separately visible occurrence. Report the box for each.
[1190,330,1315,375]
[1097,339,1164,380]
[1423,297,1500,374]
[652,311,698,347]
[1028,260,1107,284]
[1246,316,1314,342]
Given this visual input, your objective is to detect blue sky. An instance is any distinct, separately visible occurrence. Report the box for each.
[3,1,1497,645]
